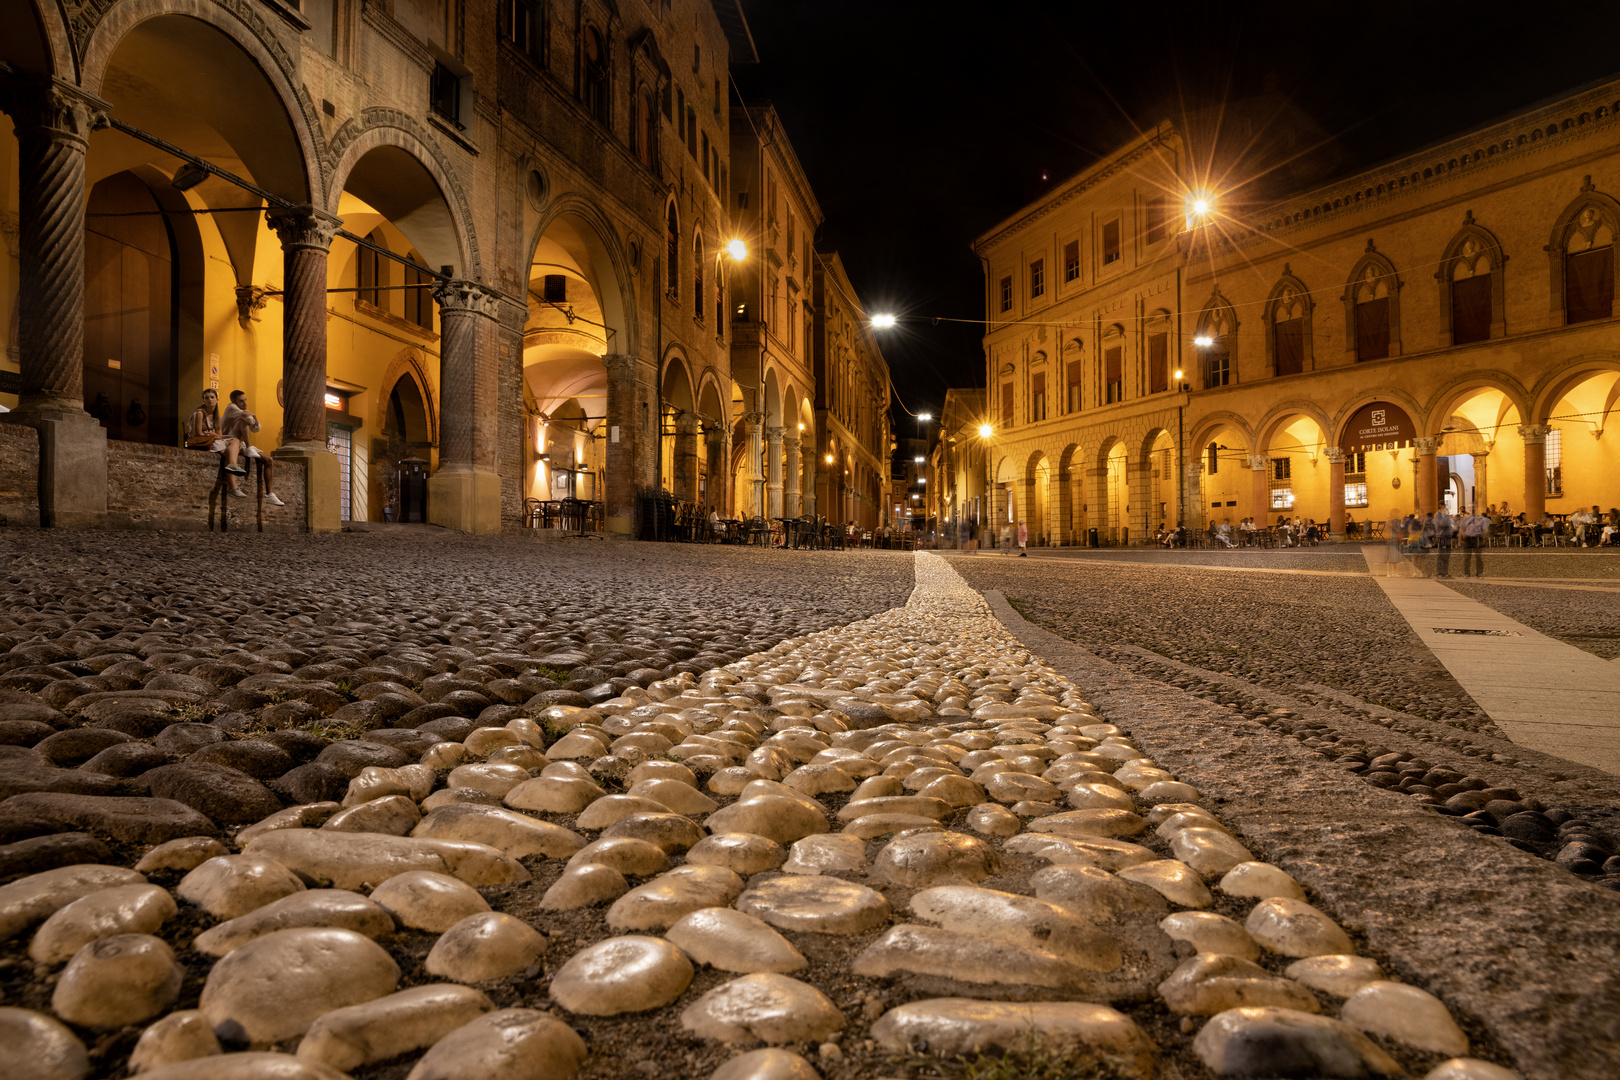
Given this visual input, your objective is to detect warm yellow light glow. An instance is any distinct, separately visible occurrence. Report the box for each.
[978,424,993,438]
[324,393,343,409]
[914,456,925,464]
[871,313,897,330]
[1193,199,1209,215]
[825,454,835,464]
[798,422,805,431]
[1174,369,1184,380]
[1193,335,1214,348]
[918,412,933,422]
[726,239,748,261]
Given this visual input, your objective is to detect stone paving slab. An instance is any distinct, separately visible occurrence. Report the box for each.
[984,586,1620,1080]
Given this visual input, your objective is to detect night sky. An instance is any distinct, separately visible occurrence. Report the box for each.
[731,0,1620,425]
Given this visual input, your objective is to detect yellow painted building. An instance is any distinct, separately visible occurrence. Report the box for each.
[971,82,1620,543]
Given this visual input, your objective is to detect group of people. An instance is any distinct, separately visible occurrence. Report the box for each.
[1384,508,1493,577]
[184,389,283,506]
[1151,515,1322,548]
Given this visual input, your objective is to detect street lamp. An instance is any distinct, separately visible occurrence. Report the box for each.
[726,239,748,261]
[871,313,897,330]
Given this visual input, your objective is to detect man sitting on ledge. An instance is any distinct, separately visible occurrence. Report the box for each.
[185,389,245,496]
[222,389,284,507]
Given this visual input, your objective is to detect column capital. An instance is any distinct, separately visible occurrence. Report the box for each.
[675,411,702,434]
[1412,436,1443,455]
[1246,454,1270,471]
[1,78,109,144]
[743,411,765,428]
[1471,449,1491,461]
[266,205,342,253]
[1324,446,1345,464]
[765,425,785,443]
[1517,423,1554,444]
[433,278,502,318]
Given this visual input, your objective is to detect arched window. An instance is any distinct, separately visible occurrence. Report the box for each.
[1438,219,1504,345]
[714,256,725,332]
[634,89,656,168]
[665,204,679,301]
[1341,247,1400,361]
[1265,269,1312,376]
[583,27,608,125]
[1195,294,1236,389]
[1549,186,1620,325]
[694,233,705,322]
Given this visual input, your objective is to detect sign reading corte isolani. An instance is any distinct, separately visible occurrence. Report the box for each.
[1342,401,1414,453]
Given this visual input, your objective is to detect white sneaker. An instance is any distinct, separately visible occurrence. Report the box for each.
[228,487,247,499]
[265,493,285,507]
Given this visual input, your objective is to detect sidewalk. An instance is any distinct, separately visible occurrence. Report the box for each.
[1363,546,1620,774]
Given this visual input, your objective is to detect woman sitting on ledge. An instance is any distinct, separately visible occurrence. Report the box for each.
[184,389,245,497]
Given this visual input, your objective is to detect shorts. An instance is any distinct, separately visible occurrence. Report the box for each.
[242,445,267,460]
[203,438,228,453]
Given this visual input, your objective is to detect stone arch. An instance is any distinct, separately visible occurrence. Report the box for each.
[79,0,327,201]
[1329,386,1426,448]
[1529,353,1620,427]
[328,110,480,278]
[1545,180,1620,325]
[661,349,696,413]
[529,193,636,358]
[1423,371,1531,437]
[1262,266,1313,376]
[1341,244,1402,359]
[1436,216,1506,346]
[1194,289,1237,389]
[1254,401,1334,454]
[2,0,73,79]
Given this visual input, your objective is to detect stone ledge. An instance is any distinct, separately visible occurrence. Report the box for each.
[982,588,1620,1080]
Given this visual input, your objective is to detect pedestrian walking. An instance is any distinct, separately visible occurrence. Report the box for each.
[1016,519,1028,556]
[1433,507,1455,577]
[1460,508,1488,577]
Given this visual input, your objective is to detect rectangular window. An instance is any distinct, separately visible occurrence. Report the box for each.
[1031,372,1046,421]
[1270,487,1296,510]
[1203,345,1230,388]
[701,131,710,182]
[1272,457,1292,481]
[687,108,698,157]
[1029,258,1044,298]
[1567,247,1614,324]
[1102,219,1121,265]
[404,259,433,330]
[677,88,685,135]
[357,240,384,309]
[1105,346,1123,403]
[999,276,1013,313]
[1275,319,1303,375]
[1000,382,1013,427]
[1064,240,1080,282]
[1066,360,1082,412]
[1546,428,1563,495]
[1145,197,1168,244]
[1344,482,1369,507]
[1451,274,1492,344]
[1355,298,1390,360]
[430,63,461,125]
[1148,332,1168,394]
[1345,451,1367,475]
[1207,442,1219,475]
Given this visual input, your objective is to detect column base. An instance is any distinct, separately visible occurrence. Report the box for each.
[274,445,341,533]
[427,466,502,534]
[5,405,108,528]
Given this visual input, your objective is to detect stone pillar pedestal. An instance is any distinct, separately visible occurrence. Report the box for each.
[2,80,109,526]
[673,413,700,502]
[426,280,502,534]
[1519,425,1551,520]
[784,436,802,517]
[1247,455,1271,524]
[266,205,342,533]
[1326,447,1346,537]
[766,425,784,519]
[1414,436,1442,517]
[1471,451,1490,512]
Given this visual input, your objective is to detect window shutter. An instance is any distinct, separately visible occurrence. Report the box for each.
[1274,319,1303,375]
[1066,360,1082,412]
[1105,347,1122,384]
[1148,333,1168,393]
[1566,247,1614,324]
[1450,275,1492,344]
[1355,298,1390,360]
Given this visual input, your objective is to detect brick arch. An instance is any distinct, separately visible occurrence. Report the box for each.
[1188,411,1254,452]
[1254,401,1334,454]
[379,347,439,447]
[1328,386,1426,447]
[1528,353,1620,425]
[1423,371,1531,436]
[78,0,328,200]
[6,0,74,79]
[327,110,480,280]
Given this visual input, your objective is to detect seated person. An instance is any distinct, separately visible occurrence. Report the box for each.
[1305,520,1321,544]
[185,389,245,495]
[1215,518,1236,548]
[221,390,284,506]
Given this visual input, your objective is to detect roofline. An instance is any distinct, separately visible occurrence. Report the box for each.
[711,0,758,64]
[733,104,825,224]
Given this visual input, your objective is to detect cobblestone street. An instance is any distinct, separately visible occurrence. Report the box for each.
[1,536,1616,1080]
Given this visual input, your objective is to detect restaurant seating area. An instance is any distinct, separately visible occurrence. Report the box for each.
[629,491,916,549]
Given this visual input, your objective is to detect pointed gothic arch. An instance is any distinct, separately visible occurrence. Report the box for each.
[1436,215,1506,346]
[1341,244,1402,360]
[1262,267,1313,377]
[1546,179,1620,325]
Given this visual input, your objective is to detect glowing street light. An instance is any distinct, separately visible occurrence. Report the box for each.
[1193,335,1214,348]
[870,313,897,330]
[914,456,925,464]
[726,238,748,261]
[1174,369,1185,381]
[978,424,993,438]
[918,412,932,422]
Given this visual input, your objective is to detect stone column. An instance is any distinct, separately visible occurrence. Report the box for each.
[673,412,700,502]
[744,413,765,518]
[1181,459,1205,533]
[2,80,108,527]
[1471,451,1489,512]
[705,419,729,511]
[425,280,502,533]
[265,204,343,532]
[1413,437,1442,516]
[1247,454,1271,524]
[1325,447,1347,537]
[1519,425,1551,520]
[1085,466,1108,543]
[1055,469,1074,545]
[765,425,784,519]
[602,352,641,536]
[784,434,802,517]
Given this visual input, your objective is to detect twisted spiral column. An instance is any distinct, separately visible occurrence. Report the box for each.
[9,81,102,413]
[266,206,341,446]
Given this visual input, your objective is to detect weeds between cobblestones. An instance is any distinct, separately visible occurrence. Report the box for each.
[0,545,1531,1080]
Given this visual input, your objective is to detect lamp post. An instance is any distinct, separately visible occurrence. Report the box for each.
[979,423,993,545]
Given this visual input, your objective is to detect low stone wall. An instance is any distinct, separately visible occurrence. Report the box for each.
[106,440,307,532]
[0,422,40,527]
